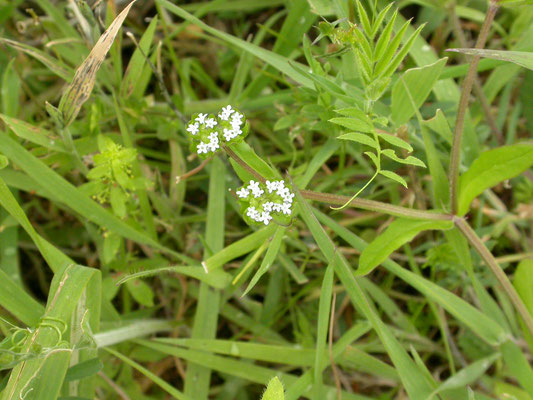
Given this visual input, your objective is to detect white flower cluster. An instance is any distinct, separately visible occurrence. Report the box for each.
[219,105,244,142]
[185,105,247,157]
[237,180,294,225]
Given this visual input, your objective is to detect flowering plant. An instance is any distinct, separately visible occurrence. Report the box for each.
[236,179,295,226]
[185,105,249,159]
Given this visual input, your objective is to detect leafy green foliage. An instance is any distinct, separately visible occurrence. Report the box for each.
[0,0,532,399]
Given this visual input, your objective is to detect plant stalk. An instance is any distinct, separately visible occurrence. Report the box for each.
[449,1,499,214]
[454,217,533,337]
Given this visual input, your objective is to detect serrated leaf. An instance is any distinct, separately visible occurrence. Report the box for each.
[457,144,533,216]
[391,58,448,126]
[377,132,413,152]
[262,376,285,400]
[359,218,453,275]
[379,169,407,187]
[382,149,426,168]
[329,117,373,133]
[337,132,377,149]
[447,49,533,70]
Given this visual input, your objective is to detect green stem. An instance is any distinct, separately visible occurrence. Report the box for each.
[224,145,449,221]
[454,217,533,337]
[301,190,451,221]
[330,170,378,211]
[449,1,499,214]
[62,127,88,175]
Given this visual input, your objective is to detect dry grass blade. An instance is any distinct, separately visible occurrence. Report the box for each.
[58,0,137,126]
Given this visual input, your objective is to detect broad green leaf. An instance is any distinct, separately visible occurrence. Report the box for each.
[126,279,155,307]
[64,358,103,382]
[359,218,453,275]
[392,58,448,126]
[421,109,453,145]
[381,149,426,167]
[262,377,285,400]
[501,340,533,394]
[329,117,373,133]
[458,144,533,215]
[447,49,533,70]
[230,141,278,182]
[377,131,413,152]
[379,169,407,187]
[337,132,377,149]
[0,269,44,326]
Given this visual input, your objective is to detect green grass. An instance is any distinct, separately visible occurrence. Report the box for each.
[1,0,533,399]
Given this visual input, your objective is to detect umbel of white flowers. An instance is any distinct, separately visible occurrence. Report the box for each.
[236,180,295,225]
[185,105,247,157]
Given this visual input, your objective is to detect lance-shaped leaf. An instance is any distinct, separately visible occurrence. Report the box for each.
[262,376,285,400]
[447,48,533,70]
[457,144,533,216]
[359,218,453,275]
[58,0,136,126]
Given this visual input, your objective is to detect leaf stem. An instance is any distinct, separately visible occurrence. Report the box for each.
[223,145,266,183]
[448,1,499,215]
[302,190,452,221]
[454,216,533,337]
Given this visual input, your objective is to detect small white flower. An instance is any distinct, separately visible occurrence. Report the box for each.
[208,131,219,141]
[205,118,218,129]
[266,181,279,193]
[260,212,272,225]
[247,180,264,198]
[208,139,219,152]
[195,113,208,124]
[236,188,250,198]
[281,202,292,215]
[223,128,234,141]
[232,112,243,122]
[283,192,295,203]
[187,122,199,135]
[231,119,243,129]
[197,142,208,154]
[219,105,234,121]
[263,201,274,212]
[272,203,282,212]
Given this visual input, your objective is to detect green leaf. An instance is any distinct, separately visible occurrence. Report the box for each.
[355,0,372,38]
[243,226,285,296]
[382,24,426,78]
[447,49,533,70]
[0,114,68,152]
[457,144,533,216]
[379,169,407,187]
[381,149,426,168]
[337,132,377,149]
[374,9,398,62]
[262,376,285,400]
[0,155,7,169]
[329,116,374,133]
[391,58,448,126]
[359,218,453,275]
[126,279,155,307]
[428,353,500,399]
[377,131,413,152]
[64,358,103,382]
